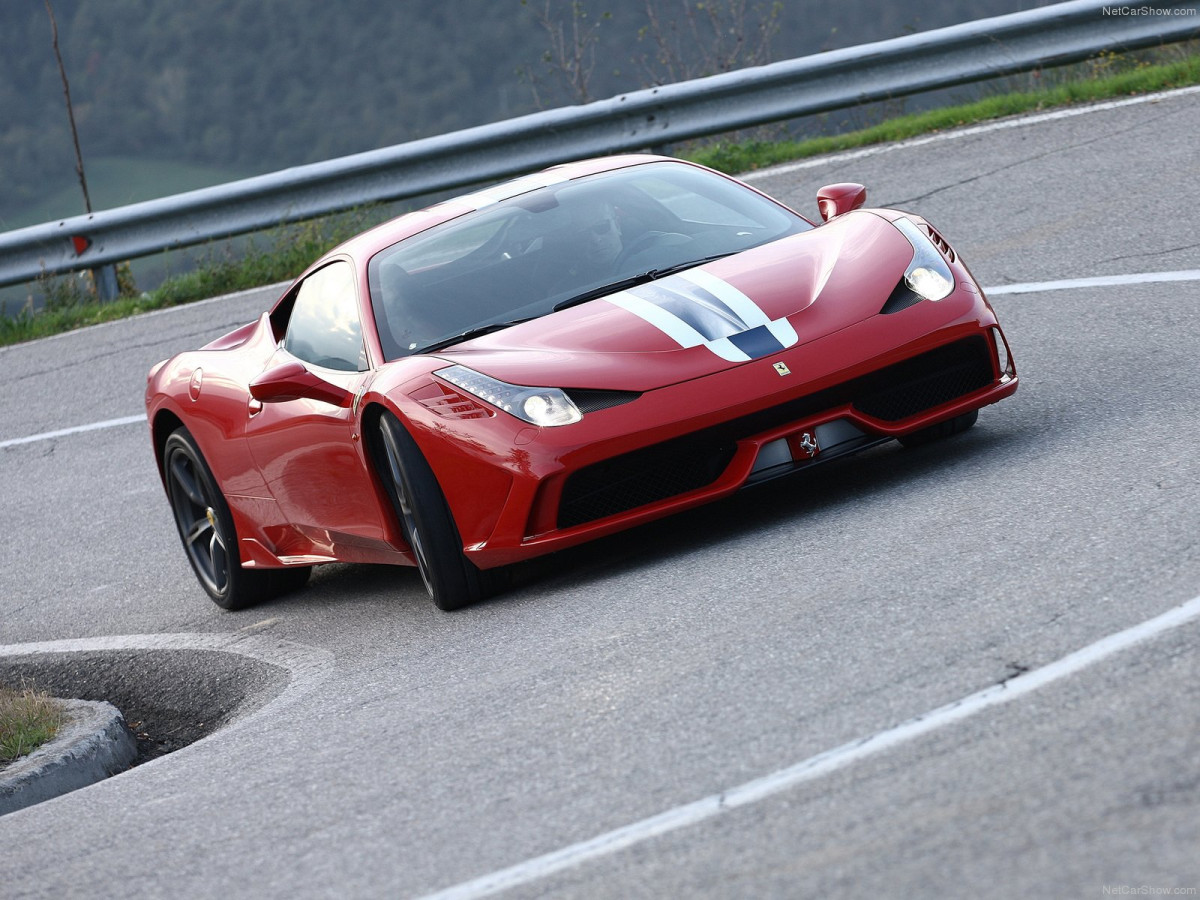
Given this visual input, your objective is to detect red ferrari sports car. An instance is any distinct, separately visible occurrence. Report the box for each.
[146,155,1017,611]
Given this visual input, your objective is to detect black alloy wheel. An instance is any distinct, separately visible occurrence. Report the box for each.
[163,427,309,609]
[375,412,499,611]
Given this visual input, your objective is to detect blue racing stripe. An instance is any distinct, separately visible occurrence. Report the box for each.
[727,325,786,360]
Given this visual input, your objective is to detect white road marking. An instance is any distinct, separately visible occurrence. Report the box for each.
[5,265,1198,451]
[741,85,1200,180]
[986,269,1200,295]
[0,414,146,449]
[417,592,1200,900]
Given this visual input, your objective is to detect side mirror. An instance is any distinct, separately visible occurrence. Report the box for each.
[816,183,867,221]
[250,361,353,407]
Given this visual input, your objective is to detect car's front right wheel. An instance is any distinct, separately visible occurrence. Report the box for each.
[374,412,500,611]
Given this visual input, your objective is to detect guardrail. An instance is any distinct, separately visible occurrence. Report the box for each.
[1,0,1197,296]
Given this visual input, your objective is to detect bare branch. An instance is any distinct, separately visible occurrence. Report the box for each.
[45,0,92,214]
[522,0,607,105]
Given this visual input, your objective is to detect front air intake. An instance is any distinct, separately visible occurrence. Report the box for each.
[558,437,736,529]
[852,337,993,421]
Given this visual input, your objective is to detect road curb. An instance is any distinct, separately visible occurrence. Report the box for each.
[0,698,137,816]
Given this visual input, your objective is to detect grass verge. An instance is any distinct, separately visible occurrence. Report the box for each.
[0,685,67,768]
[686,49,1200,173]
[0,211,377,347]
[2,46,1199,348]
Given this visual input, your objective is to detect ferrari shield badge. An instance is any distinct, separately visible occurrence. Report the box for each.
[773,362,791,376]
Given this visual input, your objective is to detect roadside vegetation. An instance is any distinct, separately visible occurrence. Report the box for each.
[687,48,1200,173]
[0,685,67,769]
[2,46,1198,349]
[0,212,376,347]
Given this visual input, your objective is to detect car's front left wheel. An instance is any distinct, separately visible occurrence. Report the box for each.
[163,427,309,609]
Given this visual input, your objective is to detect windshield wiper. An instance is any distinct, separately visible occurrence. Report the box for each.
[413,317,536,355]
[552,252,737,312]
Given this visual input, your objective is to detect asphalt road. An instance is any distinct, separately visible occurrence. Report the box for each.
[2,88,1199,899]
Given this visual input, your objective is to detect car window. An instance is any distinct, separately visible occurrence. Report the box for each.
[283,261,367,372]
[368,161,811,361]
[633,175,763,228]
[397,214,512,271]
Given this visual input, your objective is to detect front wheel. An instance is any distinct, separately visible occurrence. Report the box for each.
[163,427,309,609]
[374,412,501,611]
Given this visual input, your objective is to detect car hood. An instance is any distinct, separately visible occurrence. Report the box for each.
[431,211,914,392]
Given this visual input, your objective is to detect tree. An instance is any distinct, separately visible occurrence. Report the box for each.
[44,0,92,213]
[637,0,783,85]
[522,0,612,105]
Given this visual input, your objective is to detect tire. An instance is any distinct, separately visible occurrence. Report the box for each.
[163,427,309,610]
[269,566,313,597]
[898,409,979,448]
[374,412,499,611]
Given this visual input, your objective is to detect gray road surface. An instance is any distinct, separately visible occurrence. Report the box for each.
[1,89,1198,899]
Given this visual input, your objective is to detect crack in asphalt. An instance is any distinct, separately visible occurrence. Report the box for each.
[999,661,1030,687]
[888,104,1190,208]
[1108,241,1200,263]
[0,320,250,387]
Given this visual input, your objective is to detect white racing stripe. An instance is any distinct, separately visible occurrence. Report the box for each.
[5,267,1198,450]
[606,290,709,349]
[679,268,802,352]
[678,268,772,327]
[418,592,1200,900]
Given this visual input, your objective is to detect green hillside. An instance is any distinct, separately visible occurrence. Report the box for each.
[0,157,251,229]
[0,0,1057,224]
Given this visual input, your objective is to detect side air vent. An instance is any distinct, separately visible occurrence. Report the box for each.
[413,383,492,419]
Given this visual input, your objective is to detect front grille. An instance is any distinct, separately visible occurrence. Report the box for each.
[555,336,994,529]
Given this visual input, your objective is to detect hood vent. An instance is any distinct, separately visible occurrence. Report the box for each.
[564,388,641,414]
[924,224,956,263]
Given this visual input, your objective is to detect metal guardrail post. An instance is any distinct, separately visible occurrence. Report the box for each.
[90,265,119,302]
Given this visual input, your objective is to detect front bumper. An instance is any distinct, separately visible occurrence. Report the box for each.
[413,292,1017,568]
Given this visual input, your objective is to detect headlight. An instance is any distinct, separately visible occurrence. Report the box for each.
[893,217,954,302]
[436,365,582,427]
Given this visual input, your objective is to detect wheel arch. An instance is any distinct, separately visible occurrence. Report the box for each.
[150,408,186,484]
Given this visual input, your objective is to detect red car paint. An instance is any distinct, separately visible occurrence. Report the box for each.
[147,155,1016,607]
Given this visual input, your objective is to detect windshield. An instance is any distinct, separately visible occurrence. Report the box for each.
[368,161,811,360]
